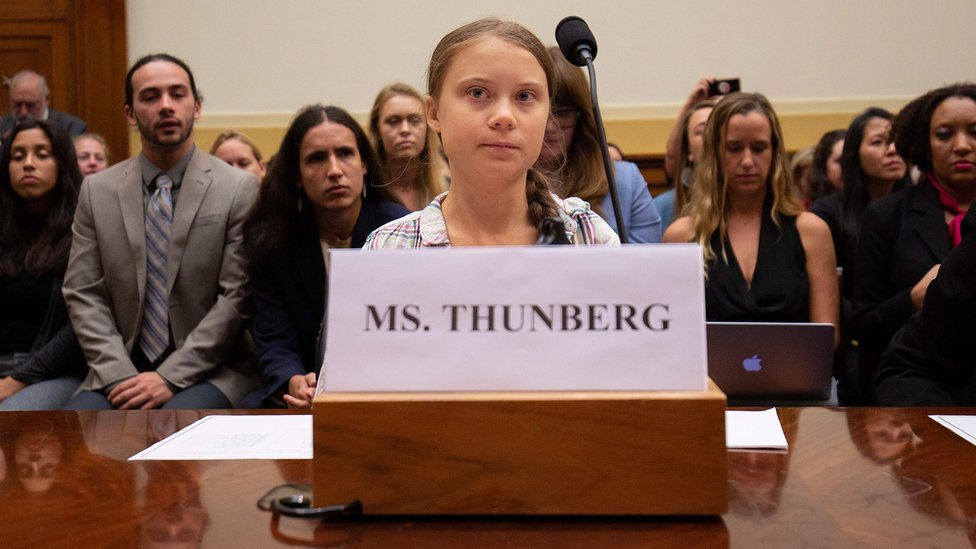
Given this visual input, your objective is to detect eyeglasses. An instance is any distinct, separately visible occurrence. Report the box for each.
[552,108,581,129]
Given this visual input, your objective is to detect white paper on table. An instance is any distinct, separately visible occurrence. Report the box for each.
[129,415,312,460]
[930,415,976,446]
[725,408,788,450]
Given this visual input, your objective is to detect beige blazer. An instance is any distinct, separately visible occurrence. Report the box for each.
[63,149,260,403]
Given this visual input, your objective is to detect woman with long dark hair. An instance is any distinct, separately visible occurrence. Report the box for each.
[812,108,908,402]
[0,119,86,409]
[243,105,408,408]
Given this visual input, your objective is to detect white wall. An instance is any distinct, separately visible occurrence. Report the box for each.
[127,0,976,123]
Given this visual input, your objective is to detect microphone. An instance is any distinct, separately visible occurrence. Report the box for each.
[554,16,628,243]
[555,16,597,67]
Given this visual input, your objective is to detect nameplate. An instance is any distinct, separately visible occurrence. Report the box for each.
[321,245,707,392]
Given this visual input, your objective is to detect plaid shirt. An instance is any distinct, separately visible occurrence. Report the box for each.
[363,192,620,248]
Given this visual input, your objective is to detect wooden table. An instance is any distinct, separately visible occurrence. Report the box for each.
[1,407,974,548]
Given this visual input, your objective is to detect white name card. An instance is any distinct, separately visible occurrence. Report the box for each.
[321,244,707,392]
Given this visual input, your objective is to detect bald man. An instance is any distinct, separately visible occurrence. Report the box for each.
[1,70,87,139]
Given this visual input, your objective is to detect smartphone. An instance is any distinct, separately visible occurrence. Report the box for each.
[708,78,741,96]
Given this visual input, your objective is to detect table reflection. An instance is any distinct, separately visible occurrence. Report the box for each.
[139,461,208,548]
[134,411,209,549]
[847,408,917,464]
[1,408,975,548]
[727,408,798,518]
[895,414,976,547]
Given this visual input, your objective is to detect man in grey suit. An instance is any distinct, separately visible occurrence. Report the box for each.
[0,70,87,139]
[63,54,259,409]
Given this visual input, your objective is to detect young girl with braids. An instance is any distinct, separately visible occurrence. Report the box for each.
[363,18,619,248]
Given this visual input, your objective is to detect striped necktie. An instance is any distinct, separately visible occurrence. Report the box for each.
[139,173,173,363]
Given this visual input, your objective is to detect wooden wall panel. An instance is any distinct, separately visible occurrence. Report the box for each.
[0,36,51,112]
[0,0,70,20]
[71,0,128,160]
[0,0,127,162]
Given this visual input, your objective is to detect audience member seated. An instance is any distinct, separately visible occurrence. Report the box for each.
[535,46,661,243]
[663,92,838,344]
[243,104,409,408]
[0,120,87,409]
[368,83,446,211]
[73,133,110,176]
[210,130,267,181]
[876,209,976,405]
[0,70,87,140]
[63,54,259,410]
[854,83,976,404]
[607,142,624,162]
[657,86,717,229]
[806,129,845,204]
[789,147,814,209]
[364,19,619,248]
[811,108,908,403]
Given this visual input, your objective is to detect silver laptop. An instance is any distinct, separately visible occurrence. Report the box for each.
[706,322,834,401]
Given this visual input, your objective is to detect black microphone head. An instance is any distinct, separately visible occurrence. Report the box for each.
[555,15,597,66]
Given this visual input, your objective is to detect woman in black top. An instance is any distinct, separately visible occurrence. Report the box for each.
[0,119,85,409]
[243,105,408,408]
[854,83,976,404]
[663,93,838,339]
[812,108,909,403]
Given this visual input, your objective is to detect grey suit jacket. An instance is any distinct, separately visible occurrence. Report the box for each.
[63,148,260,403]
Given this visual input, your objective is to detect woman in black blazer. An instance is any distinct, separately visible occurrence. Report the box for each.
[243,105,408,408]
[853,83,976,404]
[876,209,976,405]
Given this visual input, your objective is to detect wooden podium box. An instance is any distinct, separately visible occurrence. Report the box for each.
[312,381,727,516]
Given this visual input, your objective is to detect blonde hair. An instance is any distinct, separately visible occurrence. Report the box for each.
[209,130,264,162]
[73,132,111,164]
[674,100,717,216]
[368,83,446,207]
[687,92,803,265]
[427,18,559,225]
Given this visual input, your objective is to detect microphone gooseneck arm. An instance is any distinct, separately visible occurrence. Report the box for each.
[584,58,628,243]
[555,16,628,243]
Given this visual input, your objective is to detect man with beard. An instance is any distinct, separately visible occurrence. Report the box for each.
[63,54,259,409]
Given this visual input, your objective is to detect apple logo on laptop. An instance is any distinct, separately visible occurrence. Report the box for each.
[742,354,762,372]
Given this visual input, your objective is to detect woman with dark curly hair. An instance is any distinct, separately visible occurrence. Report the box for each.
[853,82,976,404]
[0,119,86,409]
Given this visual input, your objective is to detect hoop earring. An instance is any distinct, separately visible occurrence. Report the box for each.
[297,196,303,212]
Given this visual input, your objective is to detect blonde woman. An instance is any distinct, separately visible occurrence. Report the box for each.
[368,83,446,211]
[664,92,838,344]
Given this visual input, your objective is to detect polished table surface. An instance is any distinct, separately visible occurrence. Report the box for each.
[1,407,975,548]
